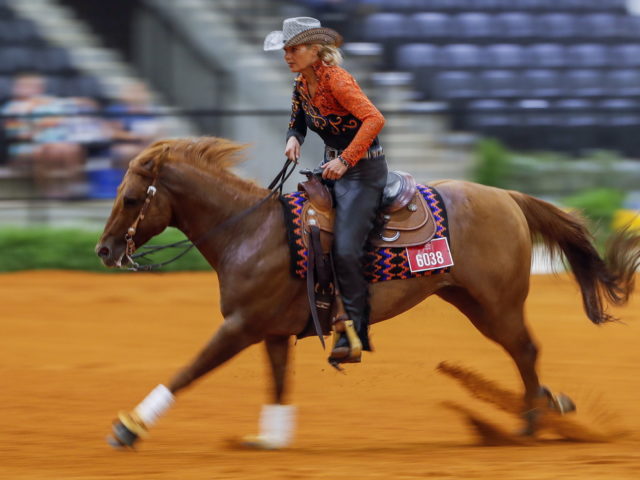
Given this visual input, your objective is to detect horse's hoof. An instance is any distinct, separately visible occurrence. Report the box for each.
[107,422,139,449]
[240,434,284,450]
[107,411,147,449]
[540,387,576,415]
[552,393,576,415]
[107,433,133,450]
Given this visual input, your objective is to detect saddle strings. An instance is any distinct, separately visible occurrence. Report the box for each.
[128,159,296,271]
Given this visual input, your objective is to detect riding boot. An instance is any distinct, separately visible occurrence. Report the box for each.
[327,153,387,363]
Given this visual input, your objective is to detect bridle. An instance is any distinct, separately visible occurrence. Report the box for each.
[124,181,157,267]
[120,158,297,271]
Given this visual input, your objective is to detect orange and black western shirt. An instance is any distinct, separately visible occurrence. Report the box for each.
[286,60,385,167]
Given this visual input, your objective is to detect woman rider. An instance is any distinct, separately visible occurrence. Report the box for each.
[265,17,387,364]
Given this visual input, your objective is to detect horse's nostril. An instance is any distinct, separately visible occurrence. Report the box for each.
[98,246,110,258]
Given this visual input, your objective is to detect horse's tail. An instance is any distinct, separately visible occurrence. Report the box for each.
[508,190,640,324]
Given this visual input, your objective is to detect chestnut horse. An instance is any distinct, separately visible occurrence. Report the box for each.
[96,137,638,449]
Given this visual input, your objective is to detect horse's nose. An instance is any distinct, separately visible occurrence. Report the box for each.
[96,245,110,259]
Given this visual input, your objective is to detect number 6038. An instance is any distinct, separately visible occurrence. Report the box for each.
[415,251,444,267]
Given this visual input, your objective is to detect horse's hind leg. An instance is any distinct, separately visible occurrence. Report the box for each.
[437,287,546,434]
[242,335,296,450]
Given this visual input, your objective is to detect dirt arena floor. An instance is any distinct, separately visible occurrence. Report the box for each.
[1,271,639,480]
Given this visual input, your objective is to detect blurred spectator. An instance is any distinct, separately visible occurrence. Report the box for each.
[32,96,112,199]
[1,73,112,199]
[106,82,164,169]
[1,72,49,170]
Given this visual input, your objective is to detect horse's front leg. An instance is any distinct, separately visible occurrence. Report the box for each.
[169,316,262,392]
[107,315,262,449]
[242,334,296,450]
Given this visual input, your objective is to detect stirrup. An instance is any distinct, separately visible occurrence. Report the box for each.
[328,317,362,368]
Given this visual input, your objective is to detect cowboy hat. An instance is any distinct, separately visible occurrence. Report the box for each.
[264,17,343,51]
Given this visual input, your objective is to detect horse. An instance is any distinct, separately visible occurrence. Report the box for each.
[96,137,639,449]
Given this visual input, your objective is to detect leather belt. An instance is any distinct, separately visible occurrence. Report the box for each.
[325,145,384,161]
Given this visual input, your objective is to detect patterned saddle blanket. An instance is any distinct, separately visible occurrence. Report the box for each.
[280,184,453,284]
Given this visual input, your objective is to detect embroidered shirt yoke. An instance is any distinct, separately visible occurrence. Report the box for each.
[286,61,385,166]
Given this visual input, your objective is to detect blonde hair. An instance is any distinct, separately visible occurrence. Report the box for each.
[315,44,343,66]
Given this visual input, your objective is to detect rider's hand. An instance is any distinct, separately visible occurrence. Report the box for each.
[284,136,301,163]
[321,158,349,180]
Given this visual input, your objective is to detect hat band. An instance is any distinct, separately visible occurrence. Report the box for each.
[285,28,342,48]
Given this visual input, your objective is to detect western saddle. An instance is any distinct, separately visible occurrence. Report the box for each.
[298,169,436,251]
[296,169,437,368]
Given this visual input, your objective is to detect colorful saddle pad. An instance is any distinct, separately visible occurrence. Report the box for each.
[280,184,452,283]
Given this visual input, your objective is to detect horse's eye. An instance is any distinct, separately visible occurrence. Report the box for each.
[123,196,140,207]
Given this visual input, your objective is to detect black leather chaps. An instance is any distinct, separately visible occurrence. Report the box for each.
[323,152,388,350]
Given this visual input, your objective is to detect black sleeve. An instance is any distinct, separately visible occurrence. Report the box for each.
[286,79,306,145]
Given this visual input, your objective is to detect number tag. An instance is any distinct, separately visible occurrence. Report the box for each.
[406,237,454,273]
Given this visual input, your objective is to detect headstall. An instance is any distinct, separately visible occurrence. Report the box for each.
[124,181,158,266]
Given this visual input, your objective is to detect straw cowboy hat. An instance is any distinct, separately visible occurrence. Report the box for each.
[264,17,343,51]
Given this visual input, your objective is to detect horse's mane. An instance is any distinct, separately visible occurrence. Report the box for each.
[133,137,267,195]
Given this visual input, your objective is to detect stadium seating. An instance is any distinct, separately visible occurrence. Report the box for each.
[484,44,527,68]
[410,13,452,40]
[494,12,537,40]
[610,44,640,67]
[466,99,517,132]
[362,13,406,39]
[0,75,11,103]
[0,17,42,45]
[534,13,577,39]
[0,10,104,102]
[431,71,481,99]
[527,43,566,68]
[441,44,482,67]
[480,70,521,98]
[562,70,606,97]
[556,98,599,126]
[566,44,608,68]
[396,43,441,69]
[599,98,640,126]
[522,69,563,97]
[331,0,628,13]
[578,13,622,38]
[309,0,640,152]
[622,15,640,39]
[455,12,496,39]
[605,70,640,97]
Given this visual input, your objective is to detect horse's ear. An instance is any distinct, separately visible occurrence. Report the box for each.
[140,144,170,173]
[140,157,155,172]
[132,143,170,177]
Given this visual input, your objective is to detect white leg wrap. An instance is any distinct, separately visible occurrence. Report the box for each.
[133,384,175,428]
[258,404,296,449]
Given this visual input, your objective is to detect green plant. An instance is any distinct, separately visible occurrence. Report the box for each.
[562,188,626,233]
[473,138,513,188]
[0,227,211,272]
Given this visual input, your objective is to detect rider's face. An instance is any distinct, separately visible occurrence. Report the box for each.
[283,44,319,73]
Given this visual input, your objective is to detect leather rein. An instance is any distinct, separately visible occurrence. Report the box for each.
[122,159,296,271]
